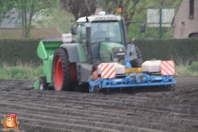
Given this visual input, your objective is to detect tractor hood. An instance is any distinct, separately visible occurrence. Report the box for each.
[100,42,125,51]
[97,42,126,62]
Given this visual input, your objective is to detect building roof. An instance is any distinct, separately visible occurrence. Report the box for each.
[0,8,22,28]
[0,28,61,39]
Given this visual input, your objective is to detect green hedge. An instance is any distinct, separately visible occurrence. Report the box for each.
[135,39,198,64]
[0,39,41,66]
[0,39,198,66]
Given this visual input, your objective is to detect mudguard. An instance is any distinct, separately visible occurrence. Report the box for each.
[60,44,79,62]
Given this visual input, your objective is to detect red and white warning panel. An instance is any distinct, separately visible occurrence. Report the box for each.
[161,60,175,76]
[100,63,116,78]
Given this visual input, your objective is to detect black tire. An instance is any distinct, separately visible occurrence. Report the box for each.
[52,48,71,91]
[39,76,49,90]
[130,46,143,67]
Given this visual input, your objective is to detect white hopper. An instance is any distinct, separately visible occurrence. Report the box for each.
[62,33,72,43]
[142,60,161,73]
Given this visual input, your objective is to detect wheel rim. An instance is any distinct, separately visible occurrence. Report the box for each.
[54,57,63,91]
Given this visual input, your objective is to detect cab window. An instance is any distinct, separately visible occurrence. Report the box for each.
[76,24,86,42]
[91,22,122,43]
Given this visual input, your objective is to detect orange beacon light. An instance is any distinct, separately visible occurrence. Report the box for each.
[117,8,122,13]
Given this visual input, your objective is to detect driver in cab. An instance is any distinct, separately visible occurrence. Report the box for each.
[92,24,106,39]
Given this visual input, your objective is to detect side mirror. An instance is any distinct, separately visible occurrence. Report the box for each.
[125,21,131,25]
[125,21,137,25]
[140,24,146,32]
[71,26,77,35]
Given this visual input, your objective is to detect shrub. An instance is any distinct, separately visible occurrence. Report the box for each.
[188,62,198,72]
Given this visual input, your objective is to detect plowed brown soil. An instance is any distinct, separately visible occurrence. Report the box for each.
[0,76,198,132]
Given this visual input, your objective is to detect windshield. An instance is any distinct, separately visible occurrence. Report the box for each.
[91,22,122,43]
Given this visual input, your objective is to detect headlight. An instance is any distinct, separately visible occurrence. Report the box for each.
[113,58,119,62]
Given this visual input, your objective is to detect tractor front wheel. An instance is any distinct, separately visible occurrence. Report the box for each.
[130,46,143,67]
[52,48,71,91]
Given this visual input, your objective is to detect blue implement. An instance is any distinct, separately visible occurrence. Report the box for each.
[125,55,132,68]
[88,73,176,93]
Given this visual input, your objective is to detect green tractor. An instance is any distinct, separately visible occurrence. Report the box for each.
[33,12,144,92]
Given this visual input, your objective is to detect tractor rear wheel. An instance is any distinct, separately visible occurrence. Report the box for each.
[130,46,143,67]
[52,48,71,91]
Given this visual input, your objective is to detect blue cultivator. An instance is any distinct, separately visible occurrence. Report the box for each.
[88,73,176,92]
[88,55,176,93]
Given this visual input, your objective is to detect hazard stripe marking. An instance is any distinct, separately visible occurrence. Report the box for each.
[161,60,175,76]
[101,63,116,78]
[102,65,114,78]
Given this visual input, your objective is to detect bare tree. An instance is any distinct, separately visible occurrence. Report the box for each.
[15,0,56,38]
[60,0,98,20]
[103,0,141,21]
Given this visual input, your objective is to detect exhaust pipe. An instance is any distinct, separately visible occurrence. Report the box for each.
[86,22,92,64]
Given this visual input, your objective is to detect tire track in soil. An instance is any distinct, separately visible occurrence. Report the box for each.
[1,92,197,122]
[0,77,198,132]
[0,98,196,131]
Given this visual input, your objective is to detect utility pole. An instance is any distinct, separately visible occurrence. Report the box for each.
[159,8,162,39]
[159,0,164,39]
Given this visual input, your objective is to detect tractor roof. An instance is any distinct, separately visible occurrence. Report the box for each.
[76,15,121,23]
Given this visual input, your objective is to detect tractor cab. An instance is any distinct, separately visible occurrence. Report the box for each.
[86,21,122,43]
[73,14,127,64]
[75,14,124,43]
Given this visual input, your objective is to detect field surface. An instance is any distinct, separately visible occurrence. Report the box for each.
[0,76,198,132]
